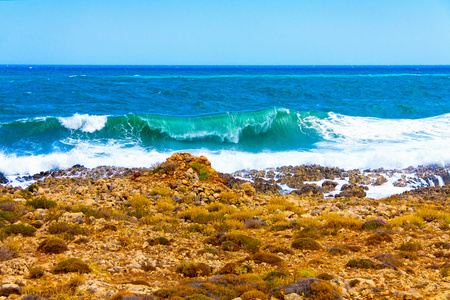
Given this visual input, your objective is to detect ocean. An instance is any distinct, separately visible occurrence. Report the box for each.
[1,65,450,181]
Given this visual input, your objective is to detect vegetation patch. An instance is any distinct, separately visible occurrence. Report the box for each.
[25,197,57,209]
[291,238,322,250]
[37,237,68,254]
[1,224,36,238]
[397,241,423,252]
[176,262,212,277]
[52,258,91,274]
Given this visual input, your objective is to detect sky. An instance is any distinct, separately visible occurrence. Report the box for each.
[0,0,450,65]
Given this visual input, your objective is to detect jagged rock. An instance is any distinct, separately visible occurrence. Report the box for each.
[253,177,281,193]
[0,172,8,184]
[0,283,21,296]
[59,212,86,224]
[335,184,366,198]
[219,173,248,189]
[322,180,338,192]
[292,184,324,197]
[240,182,256,196]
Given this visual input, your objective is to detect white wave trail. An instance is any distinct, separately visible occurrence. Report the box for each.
[58,113,108,133]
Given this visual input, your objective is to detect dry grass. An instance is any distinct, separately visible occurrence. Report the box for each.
[390,215,426,229]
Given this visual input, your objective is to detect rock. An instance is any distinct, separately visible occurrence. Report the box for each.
[0,172,8,184]
[322,180,338,192]
[244,217,268,228]
[59,212,86,224]
[253,178,281,193]
[336,184,366,198]
[431,291,450,300]
[393,288,424,299]
[285,293,304,300]
[292,184,324,197]
[0,283,21,296]
[240,182,256,196]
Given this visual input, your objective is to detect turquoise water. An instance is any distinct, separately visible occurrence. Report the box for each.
[1,65,450,175]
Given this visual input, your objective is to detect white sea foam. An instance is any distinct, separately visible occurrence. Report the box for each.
[58,114,108,133]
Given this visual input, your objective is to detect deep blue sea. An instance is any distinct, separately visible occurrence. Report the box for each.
[1,65,450,177]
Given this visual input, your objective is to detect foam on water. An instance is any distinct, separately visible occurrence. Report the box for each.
[58,114,108,133]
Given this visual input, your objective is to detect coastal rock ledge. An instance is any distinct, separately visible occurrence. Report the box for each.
[0,153,449,299]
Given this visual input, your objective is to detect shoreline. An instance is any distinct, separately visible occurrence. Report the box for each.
[3,160,450,200]
[1,152,450,299]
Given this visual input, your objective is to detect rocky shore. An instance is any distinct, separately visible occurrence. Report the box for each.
[1,153,450,299]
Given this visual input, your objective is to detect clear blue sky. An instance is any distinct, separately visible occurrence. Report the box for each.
[1,0,450,65]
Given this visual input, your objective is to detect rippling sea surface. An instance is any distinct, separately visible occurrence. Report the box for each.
[1,65,450,176]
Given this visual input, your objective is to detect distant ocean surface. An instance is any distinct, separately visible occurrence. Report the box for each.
[1,65,450,177]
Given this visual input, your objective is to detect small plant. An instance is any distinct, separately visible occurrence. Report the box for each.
[3,240,22,258]
[240,290,268,300]
[346,259,376,269]
[37,237,68,254]
[28,266,46,279]
[25,197,57,209]
[366,232,393,245]
[251,252,284,266]
[310,280,342,300]
[176,262,212,277]
[52,258,91,274]
[218,262,252,275]
[47,221,89,237]
[397,241,422,252]
[198,248,219,256]
[2,224,36,238]
[291,238,322,250]
[362,219,389,230]
[190,162,215,181]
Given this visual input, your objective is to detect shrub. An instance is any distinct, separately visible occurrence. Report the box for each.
[398,241,422,252]
[241,290,268,300]
[390,215,425,229]
[291,238,322,250]
[3,240,21,258]
[25,197,57,209]
[366,232,393,245]
[38,237,68,254]
[310,280,342,300]
[252,252,284,266]
[176,262,212,277]
[190,162,215,181]
[2,224,36,238]
[28,266,46,279]
[362,219,389,230]
[47,221,89,236]
[321,213,362,230]
[198,248,219,256]
[219,191,239,204]
[215,233,262,253]
[317,273,334,280]
[218,262,252,275]
[346,259,376,269]
[52,258,91,274]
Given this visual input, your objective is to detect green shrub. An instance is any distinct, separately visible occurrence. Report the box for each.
[346,259,376,269]
[28,266,46,278]
[291,238,322,250]
[52,258,91,274]
[252,252,284,266]
[25,197,57,209]
[37,237,68,254]
[2,224,36,238]
[47,221,89,236]
[398,241,422,252]
[176,262,212,277]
